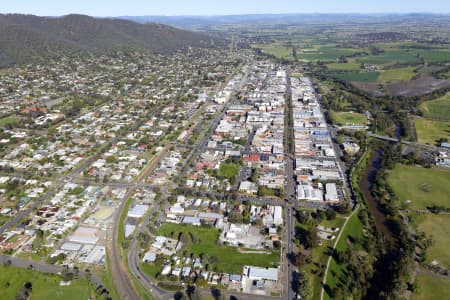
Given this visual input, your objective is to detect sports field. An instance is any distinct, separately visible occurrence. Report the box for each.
[329,111,367,126]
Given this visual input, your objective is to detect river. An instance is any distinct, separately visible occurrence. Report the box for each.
[358,148,397,246]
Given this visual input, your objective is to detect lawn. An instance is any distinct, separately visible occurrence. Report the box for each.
[415,214,450,267]
[387,165,450,210]
[0,116,20,128]
[217,162,240,180]
[329,71,379,83]
[156,223,279,274]
[0,265,93,300]
[419,93,450,121]
[412,274,450,300]
[329,111,367,126]
[415,118,450,145]
[379,66,416,83]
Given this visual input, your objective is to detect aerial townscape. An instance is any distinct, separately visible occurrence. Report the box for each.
[0,1,450,300]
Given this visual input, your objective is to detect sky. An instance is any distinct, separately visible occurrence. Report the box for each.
[0,0,449,16]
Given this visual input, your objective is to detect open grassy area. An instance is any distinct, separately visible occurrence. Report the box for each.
[418,50,450,63]
[0,116,20,128]
[217,162,240,179]
[419,93,450,121]
[0,265,94,300]
[156,223,279,274]
[324,211,364,300]
[379,66,416,83]
[326,63,361,71]
[329,111,367,126]
[412,274,450,300]
[415,118,450,145]
[414,214,450,267]
[251,44,293,60]
[329,71,379,83]
[387,165,450,210]
[357,50,420,66]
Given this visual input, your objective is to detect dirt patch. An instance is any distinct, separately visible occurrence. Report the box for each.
[352,82,385,96]
[386,75,450,97]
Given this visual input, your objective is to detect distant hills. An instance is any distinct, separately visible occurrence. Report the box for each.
[0,14,221,66]
[119,13,450,29]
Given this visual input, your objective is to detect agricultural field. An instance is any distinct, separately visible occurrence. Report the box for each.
[379,66,417,83]
[387,165,450,210]
[329,111,367,126]
[0,265,94,300]
[356,50,420,66]
[326,63,361,71]
[155,223,279,274]
[418,50,450,64]
[414,118,450,145]
[414,214,450,267]
[419,93,450,121]
[329,71,379,83]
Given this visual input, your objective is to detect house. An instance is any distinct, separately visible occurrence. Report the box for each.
[142,251,157,263]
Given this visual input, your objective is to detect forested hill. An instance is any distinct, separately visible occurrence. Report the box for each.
[0,14,221,66]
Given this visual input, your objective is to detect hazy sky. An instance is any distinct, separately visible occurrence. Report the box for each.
[1,0,449,16]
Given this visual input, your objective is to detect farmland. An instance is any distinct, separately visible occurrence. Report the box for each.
[387,165,450,210]
[414,118,450,145]
[419,93,450,121]
[379,66,417,83]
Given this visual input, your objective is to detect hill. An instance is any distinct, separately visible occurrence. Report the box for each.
[0,14,221,66]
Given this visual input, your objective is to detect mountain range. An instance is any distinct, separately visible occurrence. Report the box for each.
[0,14,221,66]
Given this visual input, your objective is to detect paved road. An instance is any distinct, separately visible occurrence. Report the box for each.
[368,132,443,152]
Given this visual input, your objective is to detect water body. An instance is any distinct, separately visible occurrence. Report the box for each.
[358,148,397,246]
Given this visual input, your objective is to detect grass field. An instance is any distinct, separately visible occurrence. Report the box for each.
[217,162,240,179]
[419,93,450,121]
[357,50,420,66]
[329,111,367,126]
[329,71,379,83]
[414,214,450,267]
[252,44,293,60]
[379,66,417,83]
[156,223,279,274]
[0,116,20,128]
[387,165,450,210]
[418,50,450,63]
[324,212,364,300]
[415,118,450,145]
[412,274,450,300]
[326,63,361,71]
[0,265,93,300]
